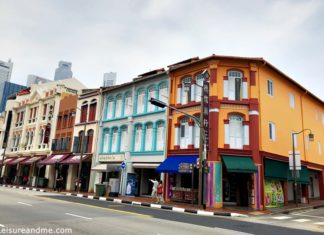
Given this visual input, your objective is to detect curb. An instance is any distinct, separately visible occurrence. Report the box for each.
[0,184,247,217]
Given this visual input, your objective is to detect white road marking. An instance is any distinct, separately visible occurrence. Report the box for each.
[150,204,162,209]
[87,195,94,199]
[113,199,122,203]
[314,222,324,225]
[99,197,106,201]
[65,213,92,220]
[272,216,292,220]
[17,202,32,206]
[293,212,324,219]
[292,219,310,223]
[0,224,5,227]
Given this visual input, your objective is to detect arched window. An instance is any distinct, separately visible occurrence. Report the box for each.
[106,97,114,119]
[89,99,97,121]
[124,92,132,116]
[137,89,145,114]
[115,95,123,118]
[29,131,34,146]
[120,126,128,152]
[147,86,156,112]
[80,101,88,122]
[181,77,192,104]
[16,134,20,148]
[87,129,94,153]
[193,115,200,148]
[78,130,84,153]
[111,128,118,153]
[134,125,142,151]
[102,128,109,153]
[228,71,243,101]
[156,121,165,151]
[12,135,17,149]
[180,117,189,149]
[144,123,153,151]
[39,129,45,145]
[229,115,243,149]
[195,73,204,102]
[25,132,30,147]
[158,83,168,105]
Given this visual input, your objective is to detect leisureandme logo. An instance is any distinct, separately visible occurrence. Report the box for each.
[0,227,72,234]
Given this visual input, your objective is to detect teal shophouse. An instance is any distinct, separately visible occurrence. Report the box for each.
[95,69,169,197]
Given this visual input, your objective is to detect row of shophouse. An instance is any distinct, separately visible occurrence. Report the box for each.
[0,55,324,211]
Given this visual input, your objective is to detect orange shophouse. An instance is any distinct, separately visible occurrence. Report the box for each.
[159,55,324,210]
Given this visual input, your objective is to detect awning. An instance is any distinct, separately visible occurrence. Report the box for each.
[288,166,310,184]
[265,159,289,180]
[38,154,70,165]
[91,163,121,172]
[0,157,17,165]
[156,155,198,174]
[222,155,257,173]
[61,154,92,165]
[6,157,27,166]
[132,163,160,169]
[20,156,46,165]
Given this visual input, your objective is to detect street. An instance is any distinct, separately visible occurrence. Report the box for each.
[1,187,324,234]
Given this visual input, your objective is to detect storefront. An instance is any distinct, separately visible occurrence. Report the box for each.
[20,156,46,187]
[6,157,27,185]
[132,163,160,197]
[2,157,18,184]
[308,170,320,199]
[156,155,199,204]
[222,155,257,207]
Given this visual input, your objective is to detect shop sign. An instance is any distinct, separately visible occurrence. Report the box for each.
[288,151,301,170]
[264,179,284,208]
[178,163,193,173]
[98,154,125,162]
[202,79,209,152]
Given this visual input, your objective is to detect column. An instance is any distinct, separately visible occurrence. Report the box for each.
[152,123,157,151]
[223,76,228,99]
[283,181,289,206]
[176,85,182,105]
[208,96,220,161]
[117,128,122,152]
[174,123,180,150]
[224,120,229,148]
[243,121,250,149]
[206,161,222,208]
[190,80,196,103]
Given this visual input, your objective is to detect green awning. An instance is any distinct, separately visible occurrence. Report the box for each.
[265,159,289,180]
[222,155,257,173]
[288,166,310,184]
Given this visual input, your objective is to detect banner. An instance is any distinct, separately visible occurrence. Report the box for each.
[125,173,138,196]
[264,179,284,208]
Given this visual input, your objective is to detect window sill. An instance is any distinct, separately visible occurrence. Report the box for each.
[133,109,165,117]
[103,116,128,123]
[130,151,164,156]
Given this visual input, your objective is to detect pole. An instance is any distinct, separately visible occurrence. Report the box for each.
[292,133,298,207]
[77,123,86,193]
[0,147,7,183]
[198,90,204,208]
[191,163,194,206]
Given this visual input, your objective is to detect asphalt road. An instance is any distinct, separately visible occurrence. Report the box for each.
[0,187,323,235]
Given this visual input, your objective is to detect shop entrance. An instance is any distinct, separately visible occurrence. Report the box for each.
[135,168,159,196]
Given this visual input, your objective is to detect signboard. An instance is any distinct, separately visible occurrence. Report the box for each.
[125,173,138,196]
[178,163,193,173]
[288,151,301,170]
[98,154,125,162]
[202,79,209,153]
[264,179,284,208]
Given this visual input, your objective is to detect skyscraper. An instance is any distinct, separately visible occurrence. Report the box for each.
[27,75,52,87]
[0,81,26,112]
[103,72,117,87]
[54,61,73,81]
[0,59,13,83]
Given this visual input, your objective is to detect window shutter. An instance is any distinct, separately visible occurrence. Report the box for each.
[51,139,57,151]
[82,136,88,153]
[73,137,79,153]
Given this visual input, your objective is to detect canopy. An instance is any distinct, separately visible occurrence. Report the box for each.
[156,155,198,174]
[20,156,46,165]
[222,155,257,173]
[288,166,310,184]
[38,154,70,165]
[6,157,27,166]
[0,157,17,166]
[61,155,92,165]
[264,159,289,180]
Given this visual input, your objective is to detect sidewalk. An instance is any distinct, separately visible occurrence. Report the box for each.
[267,200,324,215]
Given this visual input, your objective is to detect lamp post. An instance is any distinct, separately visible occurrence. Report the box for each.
[291,129,314,207]
[150,69,209,208]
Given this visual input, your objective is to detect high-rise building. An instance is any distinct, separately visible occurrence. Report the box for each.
[54,61,73,81]
[0,59,13,83]
[27,75,52,87]
[103,72,117,87]
[0,81,26,113]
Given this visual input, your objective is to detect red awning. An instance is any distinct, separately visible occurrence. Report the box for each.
[38,154,70,165]
[20,156,46,165]
[61,154,92,165]
[6,157,27,166]
[0,157,17,165]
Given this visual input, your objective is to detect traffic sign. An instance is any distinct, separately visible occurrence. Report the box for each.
[121,161,126,169]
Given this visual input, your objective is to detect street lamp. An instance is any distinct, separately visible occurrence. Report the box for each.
[291,129,314,207]
[150,69,209,208]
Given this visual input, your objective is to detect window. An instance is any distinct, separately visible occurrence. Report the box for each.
[229,115,243,149]
[111,128,118,152]
[68,112,74,127]
[107,97,114,119]
[16,135,20,148]
[43,103,47,119]
[195,73,204,102]
[228,71,242,101]
[156,122,165,151]
[87,129,94,153]
[89,99,97,121]
[134,125,142,151]
[57,116,62,129]
[80,102,88,123]
[63,115,68,128]
[147,86,156,112]
[194,116,200,148]
[124,92,132,116]
[39,129,44,145]
[145,123,153,151]
[103,129,109,153]
[158,83,168,105]
[29,131,34,146]
[267,80,273,96]
[25,132,30,147]
[289,93,295,108]
[115,95,122,118]
[181,77,192,104]
[269,122,276,141]
[319,141,322,155]
[137,90,145,114]
[180,117,189,149]
[120,127,128,152]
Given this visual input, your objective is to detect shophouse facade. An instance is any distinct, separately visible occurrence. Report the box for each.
[1,79,85,188]
[97,69,168,196]
[71,89,102,192]
[160,55,324,210]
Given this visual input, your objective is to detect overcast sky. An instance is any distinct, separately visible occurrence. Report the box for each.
[0,0,323,100]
